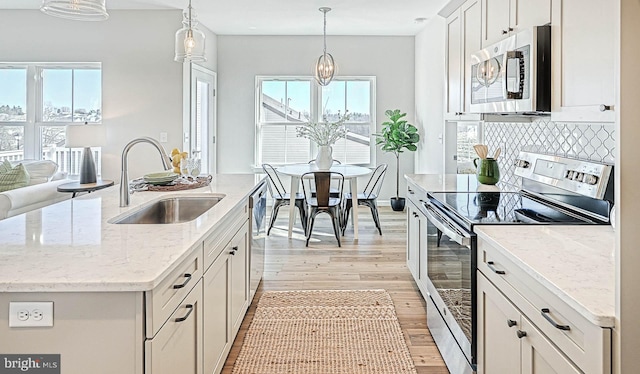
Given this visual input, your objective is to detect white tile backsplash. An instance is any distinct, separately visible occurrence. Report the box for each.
[483,118,615,187]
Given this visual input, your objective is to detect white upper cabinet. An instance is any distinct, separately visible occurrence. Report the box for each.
[482,0,551,47]
[551,0,616,122]
[445,0,483,120]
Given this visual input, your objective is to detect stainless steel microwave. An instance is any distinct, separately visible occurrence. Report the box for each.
[469,25,551,114]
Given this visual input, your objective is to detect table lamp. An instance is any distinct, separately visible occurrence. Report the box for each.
[65,124,106,184]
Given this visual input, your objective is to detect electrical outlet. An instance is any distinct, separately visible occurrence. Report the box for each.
[159,132,168,143]
[9,302,54,327]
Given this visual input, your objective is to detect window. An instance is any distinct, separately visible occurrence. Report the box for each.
[456,122,480,174]
[256,76,376,166]
[0,63,102,175]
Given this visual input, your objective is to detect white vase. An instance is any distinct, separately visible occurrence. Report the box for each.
[315,145,333,170]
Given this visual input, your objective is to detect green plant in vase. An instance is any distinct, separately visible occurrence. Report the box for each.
[374,109,420,211]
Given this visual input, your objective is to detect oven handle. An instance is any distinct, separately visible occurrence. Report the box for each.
[423,202,471,248]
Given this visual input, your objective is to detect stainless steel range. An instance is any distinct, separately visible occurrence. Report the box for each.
[422,151,614,374]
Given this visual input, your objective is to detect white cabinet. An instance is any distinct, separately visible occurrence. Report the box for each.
[203,219,249,374]
[406,200,420,279]
[229,221,250,337]
[477,237,612,374]
[477,274,581,374]
[445,0,483,120]
[406,183,429,295]
[203,247,231,374]
[145,280,203,374]
[481,0,551,47]
[551,0,616,122]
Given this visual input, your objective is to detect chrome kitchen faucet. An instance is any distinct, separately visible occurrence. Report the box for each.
[119,137,173,207]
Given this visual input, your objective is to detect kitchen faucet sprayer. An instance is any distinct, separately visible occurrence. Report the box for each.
[119,137,173,207]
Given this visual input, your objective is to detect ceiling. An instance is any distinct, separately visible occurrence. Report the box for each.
[3,0,450,35]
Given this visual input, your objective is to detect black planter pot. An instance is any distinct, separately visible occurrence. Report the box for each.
[390,197,406,212]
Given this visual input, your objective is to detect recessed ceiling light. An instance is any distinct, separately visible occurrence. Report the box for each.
[414,17,428,23]
[249,26,257,30]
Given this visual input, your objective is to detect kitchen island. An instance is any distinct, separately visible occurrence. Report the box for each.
[0,174,265,374]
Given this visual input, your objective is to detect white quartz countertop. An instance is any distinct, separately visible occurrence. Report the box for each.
[475,225,615,327]
[406,174,480,194]
[0,174,264,293]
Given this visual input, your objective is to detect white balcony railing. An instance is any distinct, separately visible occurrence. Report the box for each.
[0,147,102,177]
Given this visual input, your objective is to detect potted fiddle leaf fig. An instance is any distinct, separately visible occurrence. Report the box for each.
[374,109,420,211]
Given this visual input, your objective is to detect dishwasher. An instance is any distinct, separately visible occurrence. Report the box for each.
[249,181,267,302]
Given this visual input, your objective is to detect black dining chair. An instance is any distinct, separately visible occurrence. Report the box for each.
[342,163,388,235]
[306,159,341,197]
[301,171,345,247]
[262,164,307,235]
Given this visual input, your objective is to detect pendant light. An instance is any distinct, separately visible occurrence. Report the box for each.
[40,0,109,21]
[174,0,206,63]
[315,7,336,86]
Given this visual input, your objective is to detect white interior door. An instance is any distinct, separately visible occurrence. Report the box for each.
[189,65,217,175]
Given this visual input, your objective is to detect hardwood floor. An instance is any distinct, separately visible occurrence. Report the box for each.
[222,206,449,374]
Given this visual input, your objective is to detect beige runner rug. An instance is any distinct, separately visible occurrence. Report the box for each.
[232,289,417,374]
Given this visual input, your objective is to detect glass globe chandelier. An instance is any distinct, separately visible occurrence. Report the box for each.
[314,7,336,86]
[174,0,206,63]
[40,0,109,21]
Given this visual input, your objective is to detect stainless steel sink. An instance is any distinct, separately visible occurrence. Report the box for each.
[110,195,224,224]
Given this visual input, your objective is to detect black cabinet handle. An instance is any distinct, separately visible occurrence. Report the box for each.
[229,245,239,255]
[516,330,527,338]
[502,29,509,34]
[175,304,194,322]
[172,273,192,289]
[413,213,419,218]
[507,319,517,327]
[487,261,506,275]
[408,188,415,194]
[541,308,571,330]
[600,104,613,112]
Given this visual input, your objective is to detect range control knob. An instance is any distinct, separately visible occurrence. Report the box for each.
[515,159,530,168]
[584,174,599,185]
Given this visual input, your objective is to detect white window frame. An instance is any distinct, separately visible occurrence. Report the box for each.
[0,62,102,174]
[255,75,376,167]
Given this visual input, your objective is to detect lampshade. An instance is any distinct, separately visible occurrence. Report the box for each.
[314,7,336,86]
[174,0,206,63]
[64,124,105,148]
[40,0,109,21]
[65,124,105,184]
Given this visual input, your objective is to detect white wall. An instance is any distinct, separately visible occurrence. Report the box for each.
[414,18,446,174]
[0,10,218,182]
[217,35,415,201]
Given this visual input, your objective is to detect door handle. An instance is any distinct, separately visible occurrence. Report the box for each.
[541,308,571,330]
[487,261,506,275]
[172,273,192,289]
[175,304,194,322]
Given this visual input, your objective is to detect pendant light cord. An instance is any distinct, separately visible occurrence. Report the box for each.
[188,0,192,30]
[323,10,327,56]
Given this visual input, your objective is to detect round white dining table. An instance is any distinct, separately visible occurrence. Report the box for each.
[276,164,373,240]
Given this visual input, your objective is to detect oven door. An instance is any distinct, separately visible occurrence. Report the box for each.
[423,201,477,373]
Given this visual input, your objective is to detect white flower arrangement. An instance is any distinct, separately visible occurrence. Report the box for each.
[296,111,350,146]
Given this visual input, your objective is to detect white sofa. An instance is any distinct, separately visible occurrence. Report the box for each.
[0,160,72,220]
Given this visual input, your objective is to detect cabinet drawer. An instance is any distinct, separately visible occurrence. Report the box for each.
[478,239,611,373]
[145,280,202,374]
[204,200,248,271]
[146,248,203,338]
